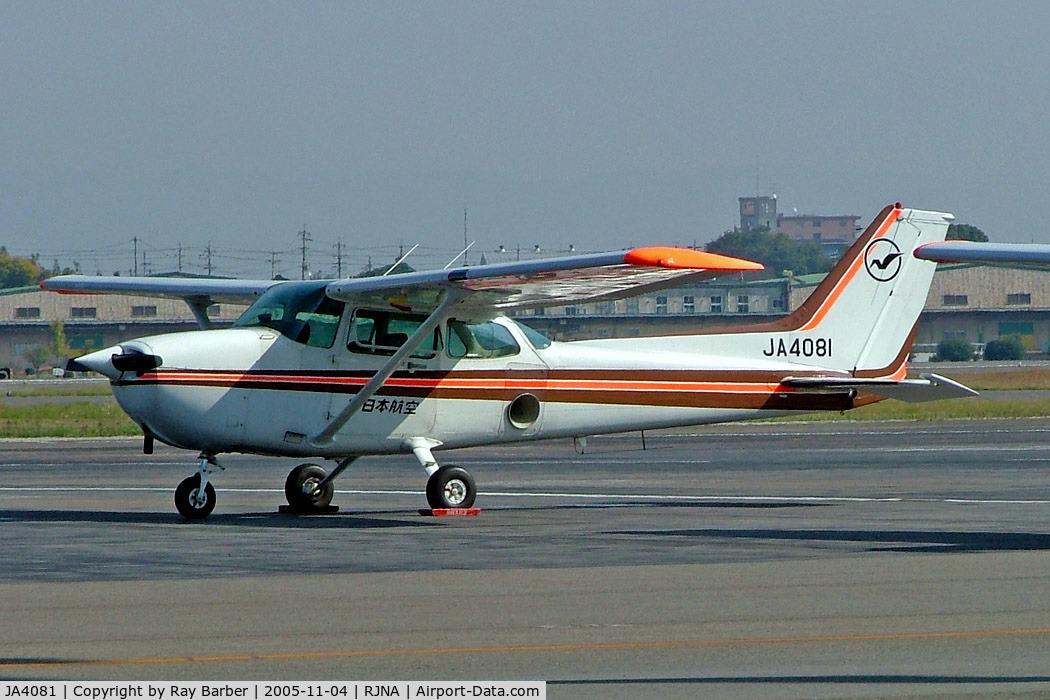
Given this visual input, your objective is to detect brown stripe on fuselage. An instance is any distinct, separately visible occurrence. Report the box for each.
[122,369,860,412]
[127,366,843,385]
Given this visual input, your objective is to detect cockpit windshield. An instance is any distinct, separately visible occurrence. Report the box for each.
[233,282,345,348]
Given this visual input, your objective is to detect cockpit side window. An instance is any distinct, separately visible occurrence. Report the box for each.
[233,283,344,349]
[512,320,552,349]
[347,308,441,359]
[447,320,520,359]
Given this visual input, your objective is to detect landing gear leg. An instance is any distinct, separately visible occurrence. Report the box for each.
[405,437,477,509]
[174,453,223,520]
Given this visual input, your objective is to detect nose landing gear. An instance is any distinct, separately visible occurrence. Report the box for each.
[174,453,222,519]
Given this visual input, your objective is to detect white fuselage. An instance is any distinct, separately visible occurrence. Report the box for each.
[96,316,848,459]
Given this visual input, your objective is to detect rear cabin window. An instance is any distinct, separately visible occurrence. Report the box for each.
[347,309,441,359]
[447,320,520,359]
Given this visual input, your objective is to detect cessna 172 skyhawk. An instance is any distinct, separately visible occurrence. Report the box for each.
[42,204,975,519]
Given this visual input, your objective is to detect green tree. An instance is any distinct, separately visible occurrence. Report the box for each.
[22,345,52,373]
[705,227,833,277]
[358,262,415,278]
[983,334,1026,361]
[0,247,46,288]
[933,336,975,362]
[50,321,76,360]
[947,224,988,242]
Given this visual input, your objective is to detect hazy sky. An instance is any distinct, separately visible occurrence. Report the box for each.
[3,1,1049,278]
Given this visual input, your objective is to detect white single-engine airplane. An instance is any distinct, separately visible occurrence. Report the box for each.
[43,204,976,519]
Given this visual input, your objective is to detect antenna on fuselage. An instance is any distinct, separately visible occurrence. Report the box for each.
[444,241,476,269]
[382,243,419,277]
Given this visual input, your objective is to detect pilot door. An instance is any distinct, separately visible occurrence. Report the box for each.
[239,286,348,452]
[326,307,441,450]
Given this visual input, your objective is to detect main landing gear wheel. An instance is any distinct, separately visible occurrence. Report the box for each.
[284,463,334,512]
[174,474,216,520]
[426,465,476,509]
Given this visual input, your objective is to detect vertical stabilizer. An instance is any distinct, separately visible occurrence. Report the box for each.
[694,204,953,377]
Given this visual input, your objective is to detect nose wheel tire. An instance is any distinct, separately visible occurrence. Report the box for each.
[426,465,476,509]
[284,463,334,512]
[174,474,216,520]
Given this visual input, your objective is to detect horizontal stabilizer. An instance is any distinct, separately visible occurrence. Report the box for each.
[915,241,1050,266]
[781,373,978,403]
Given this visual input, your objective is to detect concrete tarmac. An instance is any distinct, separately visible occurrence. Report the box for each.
[3,419,1050,698]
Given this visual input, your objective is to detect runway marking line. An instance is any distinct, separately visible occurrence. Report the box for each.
[3,627,1050,670]
[2,487,1050,505]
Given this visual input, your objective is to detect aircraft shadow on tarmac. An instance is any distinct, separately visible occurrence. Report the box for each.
[484,500,827,512]
[613,527,1050,553]
[0,509,428,529]
[0,500,823,530]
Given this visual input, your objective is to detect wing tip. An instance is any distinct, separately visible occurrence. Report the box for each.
[624,246,764,271]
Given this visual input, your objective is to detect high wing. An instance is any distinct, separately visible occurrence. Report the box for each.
[781,373,979,403]
[39,275,279,302]
[914,241,1050,267]
[41,247,762,324]
[324,247,763,315]
[40,276,280,328]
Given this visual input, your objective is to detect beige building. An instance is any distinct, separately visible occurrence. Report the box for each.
[0,285,247,372]
[915,264,1050,352]
[738,196,861,258]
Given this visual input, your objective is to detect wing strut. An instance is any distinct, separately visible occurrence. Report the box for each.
[186,297,215,330]
[309,288,464,447]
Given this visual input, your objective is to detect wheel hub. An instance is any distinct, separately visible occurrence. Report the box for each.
[443,479,467,506]
[189,487,207,509]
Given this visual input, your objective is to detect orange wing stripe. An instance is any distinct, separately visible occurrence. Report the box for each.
[624,247,764,271]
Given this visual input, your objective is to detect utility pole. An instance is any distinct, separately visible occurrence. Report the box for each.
[463,208,468,266]
[177,244,183,272]
[334,239,344,278]
[203,243,213,276]
[133,237,138,276]
[300,224,310,279]
[269,251,280,279]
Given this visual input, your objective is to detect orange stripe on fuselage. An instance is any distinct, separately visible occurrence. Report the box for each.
[139,371,791,395]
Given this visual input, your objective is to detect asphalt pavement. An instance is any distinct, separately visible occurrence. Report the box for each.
[2,420,1050,698]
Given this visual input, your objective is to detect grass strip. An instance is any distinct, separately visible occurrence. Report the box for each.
[926,367,1050,391]
[0,402,140,438]
[772,397,1050,422]
[2,384,112,397]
